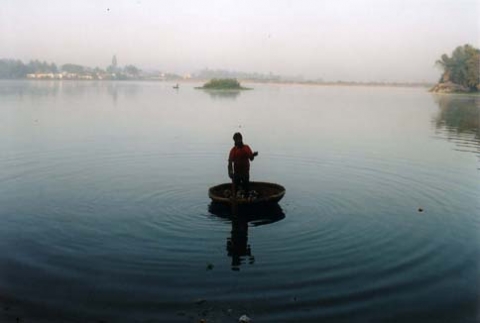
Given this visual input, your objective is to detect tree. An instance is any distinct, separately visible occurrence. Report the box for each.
[0,59,28,78]
[436,44,480,91]
[464,45,480,89]
[61,63,85,74]
[124,65,140,77]
[50,63,58,73]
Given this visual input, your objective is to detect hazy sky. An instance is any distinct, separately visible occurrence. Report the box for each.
[1,0,479,82]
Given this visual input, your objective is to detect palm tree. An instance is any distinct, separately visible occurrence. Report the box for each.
[435,53,453,82]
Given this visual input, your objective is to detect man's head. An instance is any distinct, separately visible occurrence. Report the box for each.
[233,132,243,147]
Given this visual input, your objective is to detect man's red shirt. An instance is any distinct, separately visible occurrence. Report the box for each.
[229,144,253,175]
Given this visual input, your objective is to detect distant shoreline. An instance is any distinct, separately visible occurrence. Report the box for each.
[0,78,435,89]
[244,80,434,88]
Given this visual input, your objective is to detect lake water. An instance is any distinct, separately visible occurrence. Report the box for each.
[0,80,479,322]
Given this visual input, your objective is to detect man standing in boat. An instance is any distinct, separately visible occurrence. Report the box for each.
[228,132,258,193]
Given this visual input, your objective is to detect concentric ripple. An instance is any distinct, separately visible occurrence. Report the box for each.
[0,83,478,323]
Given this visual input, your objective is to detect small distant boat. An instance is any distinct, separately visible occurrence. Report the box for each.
[209,181,285,205]
[173,84,179,89]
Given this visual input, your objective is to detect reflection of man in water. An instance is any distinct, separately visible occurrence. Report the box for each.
[227,217,254,270]
[228,132,258,193]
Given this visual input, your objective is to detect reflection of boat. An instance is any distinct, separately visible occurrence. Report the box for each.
[208,202,285,270]
[208,181,286,205]
[208,202,285,226]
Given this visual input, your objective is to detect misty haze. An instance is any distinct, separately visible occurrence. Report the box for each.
[0,1,479,323]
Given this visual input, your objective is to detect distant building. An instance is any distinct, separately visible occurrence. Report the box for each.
[26,73,63,79]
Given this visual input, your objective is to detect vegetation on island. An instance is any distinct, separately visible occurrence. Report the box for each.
[195,78,251,90]
[431,44,480,93]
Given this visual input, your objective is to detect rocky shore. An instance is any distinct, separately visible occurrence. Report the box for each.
[429,81,476,93]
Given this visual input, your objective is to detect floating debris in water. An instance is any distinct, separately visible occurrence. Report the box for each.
[239,314,251,322]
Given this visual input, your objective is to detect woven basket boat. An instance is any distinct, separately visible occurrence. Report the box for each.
[208,181,285,205]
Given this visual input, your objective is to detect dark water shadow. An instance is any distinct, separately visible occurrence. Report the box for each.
[208,203,285,271]
[432,94,480,159]
[433,94,480,134]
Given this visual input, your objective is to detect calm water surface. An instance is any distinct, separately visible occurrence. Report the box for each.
[0,81,479,322]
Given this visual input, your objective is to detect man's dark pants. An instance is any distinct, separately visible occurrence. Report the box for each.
[233,173,250,192]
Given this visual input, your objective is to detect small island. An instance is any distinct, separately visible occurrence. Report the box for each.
[195,78,251,90]
[430,44,479,94]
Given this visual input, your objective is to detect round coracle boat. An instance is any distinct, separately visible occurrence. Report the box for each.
[208,181,286,205]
